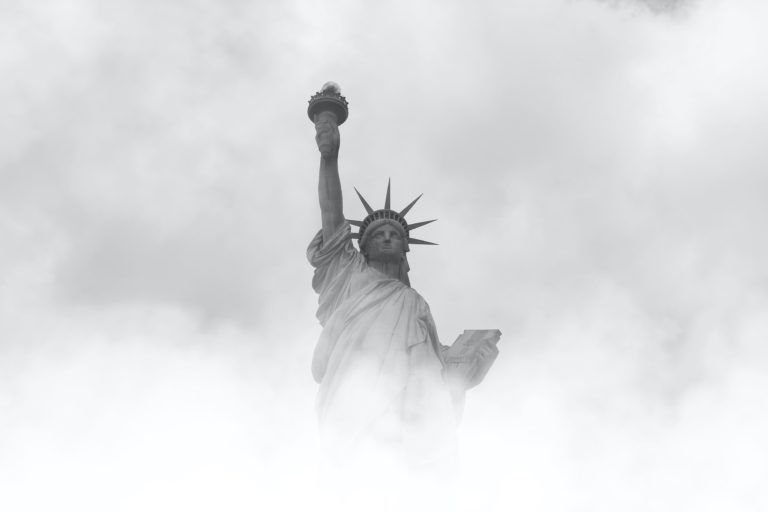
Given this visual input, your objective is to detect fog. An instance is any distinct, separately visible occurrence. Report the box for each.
[1,0,767,510]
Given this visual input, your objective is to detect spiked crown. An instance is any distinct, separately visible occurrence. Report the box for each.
[349,179,437,250]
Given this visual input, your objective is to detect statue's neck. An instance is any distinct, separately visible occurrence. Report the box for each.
[368,259,402,281]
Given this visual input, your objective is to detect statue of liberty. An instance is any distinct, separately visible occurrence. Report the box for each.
[306,83,500,468]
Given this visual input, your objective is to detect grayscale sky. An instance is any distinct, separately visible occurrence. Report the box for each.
[2,0,767,510]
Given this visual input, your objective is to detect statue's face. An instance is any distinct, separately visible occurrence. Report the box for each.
[365,224,405,263]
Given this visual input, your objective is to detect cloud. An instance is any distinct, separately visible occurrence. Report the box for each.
[594,0,694,14]
[2,0,768,510]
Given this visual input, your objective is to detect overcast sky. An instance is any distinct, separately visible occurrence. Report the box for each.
[2,0,767,510]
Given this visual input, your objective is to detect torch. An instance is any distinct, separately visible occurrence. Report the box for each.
[307,81,349,125]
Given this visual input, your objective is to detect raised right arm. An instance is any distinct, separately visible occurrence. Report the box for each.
[314,111,345,241]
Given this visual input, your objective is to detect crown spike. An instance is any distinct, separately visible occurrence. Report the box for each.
[348,219,364,227]
[399,194,423,217]
[407,219,437,231]
[354,187,374,215]
[408,237,438,246]
[384,178,391,210]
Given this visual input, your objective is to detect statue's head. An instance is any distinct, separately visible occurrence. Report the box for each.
[350,181,437,282]
[360,220,409,264]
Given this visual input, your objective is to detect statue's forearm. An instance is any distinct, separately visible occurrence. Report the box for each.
[319,156,344,240]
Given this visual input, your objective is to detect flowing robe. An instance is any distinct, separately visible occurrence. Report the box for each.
[308,222,456,464]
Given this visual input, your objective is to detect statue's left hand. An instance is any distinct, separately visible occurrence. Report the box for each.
[445,340,499,390]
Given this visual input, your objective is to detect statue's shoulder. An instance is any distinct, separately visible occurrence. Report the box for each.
[402,285,432,313]
[307,222,363,269]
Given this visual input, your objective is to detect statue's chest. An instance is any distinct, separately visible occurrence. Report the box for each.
[348,266,398,296]
[341,268,421,316]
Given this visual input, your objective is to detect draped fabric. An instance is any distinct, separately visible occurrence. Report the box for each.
[307,222,456,464]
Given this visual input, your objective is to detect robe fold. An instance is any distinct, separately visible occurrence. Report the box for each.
[307,222,456,463]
